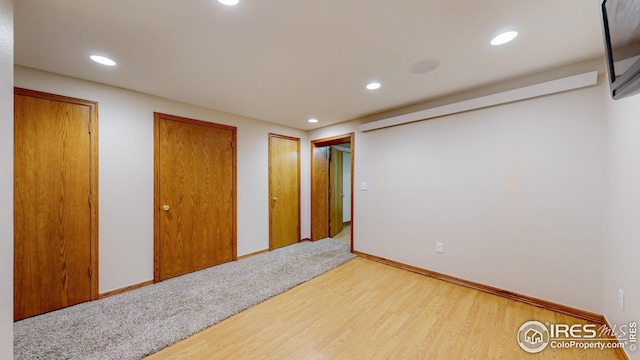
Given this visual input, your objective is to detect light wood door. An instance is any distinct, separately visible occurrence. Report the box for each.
[268,134,300,249]
[329,147,343,237]
[14,88,98,321]
[155,113,236,281]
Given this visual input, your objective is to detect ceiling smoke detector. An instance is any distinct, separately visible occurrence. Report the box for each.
[408,59,439,74]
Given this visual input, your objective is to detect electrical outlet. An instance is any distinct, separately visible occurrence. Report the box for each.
[619,289,624,310]
[436,242,444,254]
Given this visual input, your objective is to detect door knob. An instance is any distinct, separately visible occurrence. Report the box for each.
[162,204,170,211]
[272,197,278,202]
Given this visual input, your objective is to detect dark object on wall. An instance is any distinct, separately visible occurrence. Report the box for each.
[601,0,640,99]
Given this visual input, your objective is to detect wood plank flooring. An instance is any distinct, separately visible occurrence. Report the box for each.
[145,257,622,359]
[332,223,351,243]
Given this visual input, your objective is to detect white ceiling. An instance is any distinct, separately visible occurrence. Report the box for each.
[14,0,605,130]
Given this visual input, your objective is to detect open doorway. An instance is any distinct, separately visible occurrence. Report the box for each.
[329,144,351,243]
[310,133,354,250]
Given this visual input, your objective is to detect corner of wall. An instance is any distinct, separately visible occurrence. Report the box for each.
[0,0,14,357]
[602,84,640,360]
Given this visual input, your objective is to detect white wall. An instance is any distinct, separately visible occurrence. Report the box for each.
[0,0,12,358]
[312,73,607,313]
[14,66,310,294]
[603,84,640,360]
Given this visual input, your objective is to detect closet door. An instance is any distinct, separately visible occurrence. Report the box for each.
[14,88,98,320]
[155,113,236,281]
[268,134,300,249]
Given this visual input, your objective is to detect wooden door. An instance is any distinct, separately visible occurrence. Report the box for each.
[155,113,236,281]
[329,147,343,237]
[14,88,98,321]
[268,134,300,249]
[310,146,330,241]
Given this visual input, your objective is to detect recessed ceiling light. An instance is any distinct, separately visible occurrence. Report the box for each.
[308,118,319,123]
[90,55,116,66]
[366,82,381,90]
[218,0,239,5]
[491,31,518,46]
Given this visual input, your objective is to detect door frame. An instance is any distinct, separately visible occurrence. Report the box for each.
[310,133,354,250]
[329,146,344,238]
[268,133,301,250]
[14,87,100,302]
[153,112,237,282]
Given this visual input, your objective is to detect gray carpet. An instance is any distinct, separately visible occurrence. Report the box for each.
[14,238,355,360]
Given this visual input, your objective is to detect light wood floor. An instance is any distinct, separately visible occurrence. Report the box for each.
[145,257,622,360]
[332,223,351,243]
